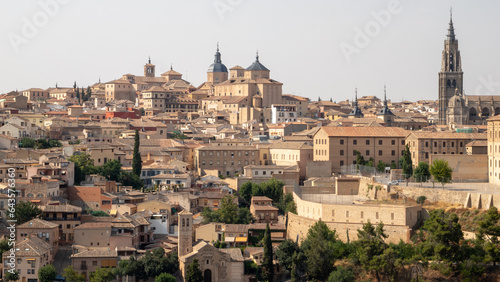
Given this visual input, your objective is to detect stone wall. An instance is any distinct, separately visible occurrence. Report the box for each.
[429,154,488,181]
[336,178,359,195]
[306,161,332,178]
[287,212,411,244]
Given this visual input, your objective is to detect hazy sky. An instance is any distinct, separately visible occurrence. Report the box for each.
[1,0,500,102]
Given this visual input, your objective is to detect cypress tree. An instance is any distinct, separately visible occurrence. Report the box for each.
[261,223,274,282]
[132,130,142,177]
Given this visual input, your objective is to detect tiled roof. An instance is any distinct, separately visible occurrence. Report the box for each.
[74,222,112,229]
[71,248,117,258]
[224,224,249,233]
[220,248,244,261]
[42,204,82,213]
[319,126,408,137]
[18,218,59,229]
[10,237,51,257]
[408,132,487,140]
[251,196,272,201]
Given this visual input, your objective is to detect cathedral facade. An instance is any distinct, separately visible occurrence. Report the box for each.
[439,12,500,126]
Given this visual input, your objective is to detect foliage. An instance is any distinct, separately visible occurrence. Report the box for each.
[113,249,178,280]
[12,201,42,224]
[19,138,62,149]
[170,132,188,139]
[401,144,413,181]
[19,137,35,148]
[419,209,463,262]
[185,259,203,282]
[91,210,109,217]
[239,179,292,213]
[0,239,9,257]
[416,195,427,205]
[68,153,98,184]
[261,223,274,282]
[119,171,144,189]
[277,193,297,214]
[4,271,19,282]
[414,161,431,183]
[90,267,114,282]
[62,266,86,282]
[155,273,176,282]
[430,159,453,188]
[132,130,142,177]
[276,239,300,272]
[244,261,259,275]
[377,161,388,173]
[301,220,338,280]
[38,264,57,282]
[354,150,366,166]
[477,206,500,265]
[202,195,252,224]
[99,159,122,182]
[327,266,355,282]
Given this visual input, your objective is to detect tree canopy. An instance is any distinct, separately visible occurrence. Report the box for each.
[202,195,252,224]
[430,159,453,188]
[38,265,57,282]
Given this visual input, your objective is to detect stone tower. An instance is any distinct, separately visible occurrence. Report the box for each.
[446,88,469,126]
[178,210,193,257]
[207,43,228,84]
[144,57,156,78]
[438,10,463,125]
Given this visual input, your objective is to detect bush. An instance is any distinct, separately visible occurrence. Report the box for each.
[416,196,427,205]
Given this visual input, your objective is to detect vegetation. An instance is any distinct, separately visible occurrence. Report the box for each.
[261,223,274,281]
[202,195,253,224]
[401,144,413,185]
[38,265,57,282]
[413,161,431,184]
[170,132,188,139]
[114,248,178,280]
[430,159,453,188]
[62,266,86,282]
[185,259,203,282]
[376,161,388,173]
[132,129,142,177]
[11,201,42,224]
[155,273,176,282]
[90,267,114,282]
[276,239,299,273]
[19,138,62,149]
[4,271,19,282]
[90,210,109,217]
[69,153,98,184]
[239,179,296,214]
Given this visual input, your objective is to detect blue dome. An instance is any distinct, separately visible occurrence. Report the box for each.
[207,45,228,73]
[246,53,269,71]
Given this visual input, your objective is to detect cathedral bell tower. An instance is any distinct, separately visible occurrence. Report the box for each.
[144,57,156,78]
[438,9,464,125]
[178,210,193,257]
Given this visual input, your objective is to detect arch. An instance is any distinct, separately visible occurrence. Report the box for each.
[447,79,451,87]
[203,269,212,282]
[469,108,477,118]
[27,193,33,198]
[182,218,185,226]
[452,80,456,88]
[495,107,500,116]
[37,193,44,198]
[482,107,490,118]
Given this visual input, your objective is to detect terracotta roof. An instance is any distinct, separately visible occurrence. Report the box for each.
[9,237,51,257]
[42,204,82,213]
[465,140,487,147]
[74,222,112,229]
[18,218,59,229]
[71,248,118,258]
[319,126,408,137]
[224,224,249,233]
[408,132,487,140]
[251,196,272,201]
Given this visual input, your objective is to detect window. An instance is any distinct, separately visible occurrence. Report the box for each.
[391,150,395,156]
[346,211,349,217]
[378,150,383,156]
[360,211,364,218]
[379,140,383,145]
[366,140,370,145]
[392,140,396,145]
[340,160,344,166]
[340,150,344,156]
[332,210,335,217]
[353,140,357,145]
[366,150,370,156]
[353,150,357,156]
[340,139,344,145]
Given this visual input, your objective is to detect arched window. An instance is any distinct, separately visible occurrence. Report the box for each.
[470,108,477,118]
[182,218,185,227]
[447,79,451,87]
[483,107,490,118]
[186,219,189,226]
[452,80,456,88]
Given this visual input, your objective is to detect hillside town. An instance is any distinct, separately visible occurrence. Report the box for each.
[3,9,500,282]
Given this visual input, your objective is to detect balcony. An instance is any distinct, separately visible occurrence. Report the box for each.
[80,265,87,270]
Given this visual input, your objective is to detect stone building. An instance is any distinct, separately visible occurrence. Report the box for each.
[488,115,500,185]
[313,127,407,173]
[194,145,260,177]
[178,212,245,282]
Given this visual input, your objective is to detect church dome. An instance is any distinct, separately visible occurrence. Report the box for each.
[207,45,228,73]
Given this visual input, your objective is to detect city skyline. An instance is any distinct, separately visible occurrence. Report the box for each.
[2,0,500,101]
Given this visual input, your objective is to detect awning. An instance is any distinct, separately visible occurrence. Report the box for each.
[224,237,235,243]
[110,210,117,216]
[235,237,247,243]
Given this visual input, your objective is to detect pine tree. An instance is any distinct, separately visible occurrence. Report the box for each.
[261,223,274,282]
[73,81,77,90]
[185,259,203,282]
[132,129,142,178]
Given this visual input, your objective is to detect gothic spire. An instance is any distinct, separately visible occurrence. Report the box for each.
[384,85,388,107]
[256,50,259,62]
[214,43,222,63]
[447,7,456,41]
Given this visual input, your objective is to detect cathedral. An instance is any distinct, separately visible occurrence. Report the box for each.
[439,12,500,126]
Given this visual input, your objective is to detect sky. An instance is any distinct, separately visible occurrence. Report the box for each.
[1,0,500,102]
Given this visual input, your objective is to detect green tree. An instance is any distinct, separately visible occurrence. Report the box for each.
[239,181,257,204]
[132,130,142,177]
[413,161,431,185]
[401,144,413,185]
[354,150,366,166]
[84,86,92,102]
[301,220,337,280]
[90,267,114,282]
[69,153,98,184]
[420,209,463,262]
[99,159,122,181]
[259,178,284,204]
[4,271,19,282]
[185,259,203,282]
[0,239,9,256]
[477,206,500,265]
[19,137,36,148]
[276,239,299,273]
[76,87,80,102]
[91,210,109,217]
[62,265,86,282]
[430,159,453,188]
[155,273,176,282]
[202,195,252,224]
[261,223,274,282]
[327,266,355,282]
[38,264,57,282]
[377,161,387,173]
[354,221,390,282]
[73,81,77,90]
[277,193,296,214]
[119,171,144,189]
[12,201,42,224]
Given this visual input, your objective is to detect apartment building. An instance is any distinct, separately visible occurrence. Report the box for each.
[41,204,82,244]
[406,131,487,166]
[17,219,59,256]
[250,196,278,223]
[194,145,259,177]
[313,127,408,173]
